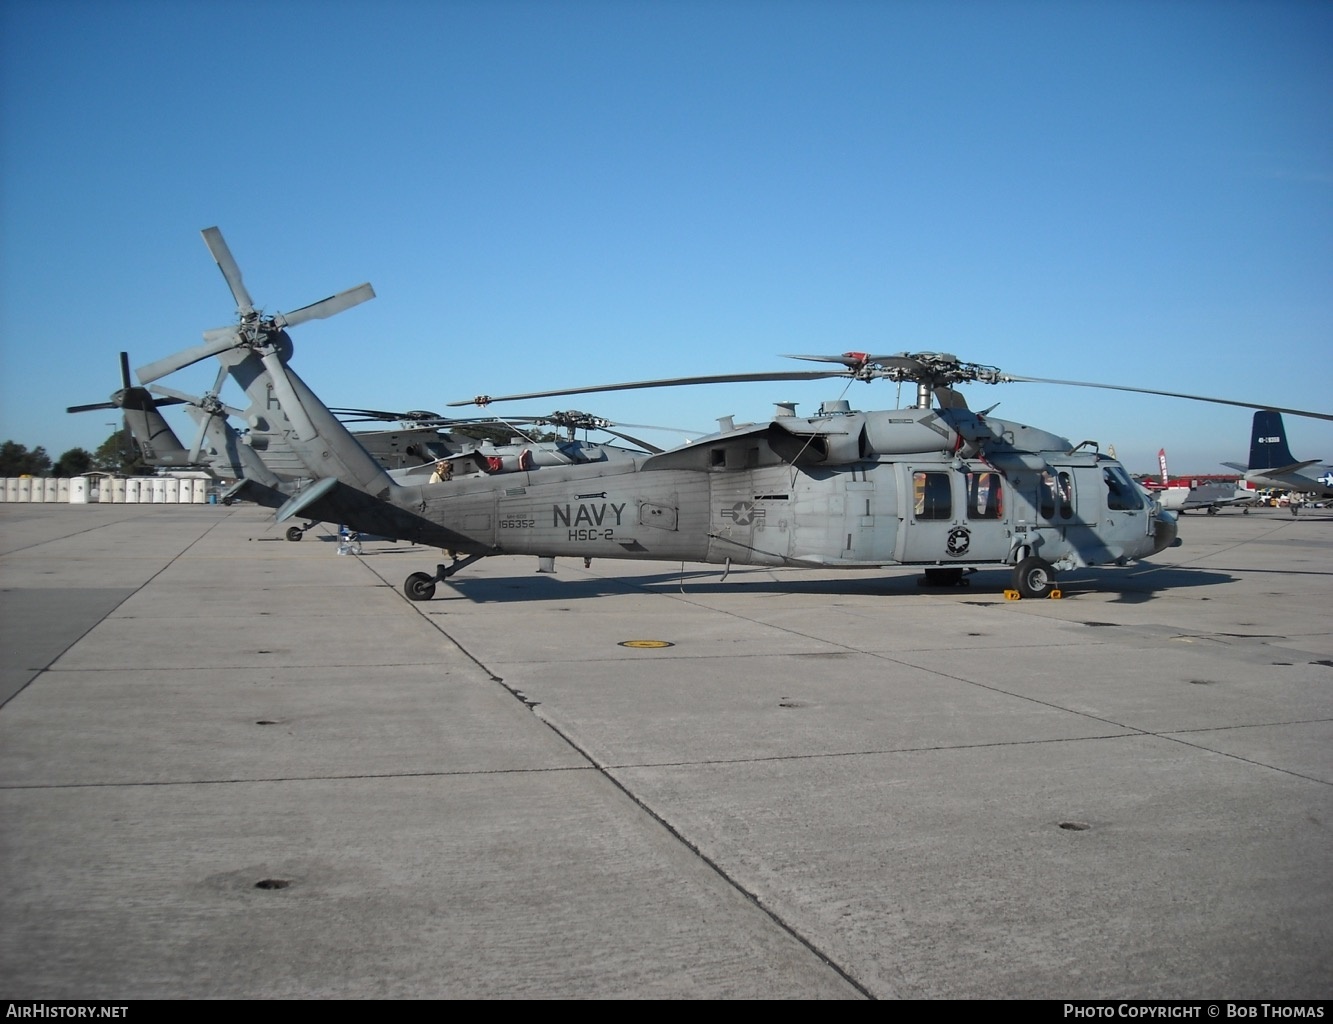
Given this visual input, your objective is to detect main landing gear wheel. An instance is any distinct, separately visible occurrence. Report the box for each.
[1013,556,1056,599]
[404,572,437,601]
[285,526,304,542]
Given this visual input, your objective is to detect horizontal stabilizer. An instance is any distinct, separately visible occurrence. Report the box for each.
[1254,459,1320,475]
[219,478,289,511]
[1237,461,1322,482]
[276,477,340,524]
[219,480,250,503]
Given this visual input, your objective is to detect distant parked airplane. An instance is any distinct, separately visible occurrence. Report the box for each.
[1222,411,1333,500]
[1151,448,1253,515]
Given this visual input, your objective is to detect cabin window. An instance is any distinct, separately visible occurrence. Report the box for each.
[913,472,952,520]
[967,472,1003,520]
[1104,466,1144,510]
[1038,471,1073,520]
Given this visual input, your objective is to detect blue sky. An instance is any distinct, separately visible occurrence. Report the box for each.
[2,0,1329,474]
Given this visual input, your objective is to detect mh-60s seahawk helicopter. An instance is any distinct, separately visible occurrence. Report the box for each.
[134,227,1332,602]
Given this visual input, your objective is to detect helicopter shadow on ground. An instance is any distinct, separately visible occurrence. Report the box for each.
[418,561,1237,606]
[1184,509,1333,523]
[1052,564,1237,604]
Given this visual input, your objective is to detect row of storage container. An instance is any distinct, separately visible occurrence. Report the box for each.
[0,477,211,503]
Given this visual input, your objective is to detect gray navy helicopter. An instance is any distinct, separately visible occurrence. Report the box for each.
[132,227,1332,601]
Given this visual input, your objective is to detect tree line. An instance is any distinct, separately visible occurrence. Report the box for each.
[0,431,150,478]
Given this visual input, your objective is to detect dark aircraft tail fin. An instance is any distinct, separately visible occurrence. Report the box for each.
[120,392,193,467]
[1247,410,1298,471]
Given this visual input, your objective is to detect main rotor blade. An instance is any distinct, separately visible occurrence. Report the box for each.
[596,426,664,453]
[328,406,441,423]
[491,412,700,436]
[1002,375,1333,423]
[448,370,848,407]
[331,412,396,424]
[67,400,117,413]
[785,353,924,372]
[260,350,318,440]
[609,419,700,436]
[201,227,254,316]
[275,283,375,328]
[136,328,241,384]
[329,407,396,420]
[119,351,132,389]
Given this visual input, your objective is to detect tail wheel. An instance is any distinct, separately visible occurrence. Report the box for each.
[1013,556,1056,599]
[404,572,437,601]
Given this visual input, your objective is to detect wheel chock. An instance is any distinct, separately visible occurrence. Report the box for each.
[1004,589,1021,600]
[1048,589,1063,599]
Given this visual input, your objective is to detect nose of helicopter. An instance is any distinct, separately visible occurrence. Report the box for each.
[1151,509,1180,553]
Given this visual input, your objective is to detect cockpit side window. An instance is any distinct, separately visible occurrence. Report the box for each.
[1104,465,1144,510]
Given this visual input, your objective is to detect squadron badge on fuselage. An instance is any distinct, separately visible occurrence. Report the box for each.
[947,526,971,557]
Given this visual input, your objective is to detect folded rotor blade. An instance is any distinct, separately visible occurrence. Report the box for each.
[136,328,242,384]
[208,362,230,398]
[1002,375,1333,423]
[201,227,254,316]
[275,283,375,328]
[148,386,243,418]
[67,400,117,413]
[119,351,132,389]
[260,349,318,440]
[448,370,846,407]
[187,410,212,465]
